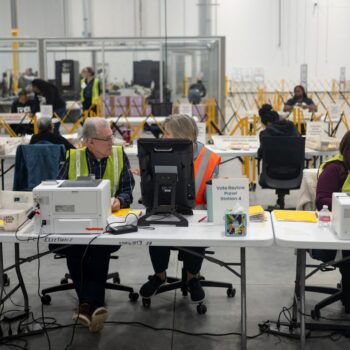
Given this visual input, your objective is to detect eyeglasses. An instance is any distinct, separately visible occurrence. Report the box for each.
[92,136,114,142]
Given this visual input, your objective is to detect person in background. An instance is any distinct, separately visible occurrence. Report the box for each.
[0,72,9,97]
[10,91,35,135]
[11,91,35,114]
[257,104,300,159]
[54,118,134,332]
[188,72,207,105]
[29,117,75,151]
[139,114,221,304]
[283,85,317,113]
[315,130,350,313]
[81,67,101,114]
[31,79,66,134]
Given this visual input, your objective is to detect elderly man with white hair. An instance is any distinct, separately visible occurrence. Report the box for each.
[55,117,135,332]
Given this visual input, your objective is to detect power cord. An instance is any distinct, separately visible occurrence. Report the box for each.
[64,235,100,350]
[36,223,51,350]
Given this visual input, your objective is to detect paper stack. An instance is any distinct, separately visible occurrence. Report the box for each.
[249,205,265,222]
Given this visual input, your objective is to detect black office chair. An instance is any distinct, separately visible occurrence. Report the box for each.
[306,250,344,319]
[141,250,236,315]
[41,254,139,305]
[259,136,305,209]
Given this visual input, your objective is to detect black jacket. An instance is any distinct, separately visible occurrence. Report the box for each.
[30,131,75,152]
[258,120,300,159]
[33,83,65,113]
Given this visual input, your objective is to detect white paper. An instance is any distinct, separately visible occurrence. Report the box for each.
[40,105,53,119]
[197,122,206,145]
[211,178,249,224]
[178,103,193,117]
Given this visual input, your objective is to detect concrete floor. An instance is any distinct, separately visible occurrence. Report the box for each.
[1,139,350,349]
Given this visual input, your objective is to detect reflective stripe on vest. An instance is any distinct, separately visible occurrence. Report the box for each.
[319,154,350,193]
[194,146,221,205]
[80,78,100,105]
[67,146,123,196]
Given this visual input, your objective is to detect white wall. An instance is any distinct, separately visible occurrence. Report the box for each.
[0,0,349,85]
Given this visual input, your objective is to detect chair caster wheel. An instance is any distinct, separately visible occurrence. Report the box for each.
[113,276,121,284]
[60,278,68,285]
[227,288,236,298]
[142,298,151,308]
[311,309,320,320]
[41,295,51,305]
[3,274,10,287]
[129,292,139,302]
[197,303,207,315]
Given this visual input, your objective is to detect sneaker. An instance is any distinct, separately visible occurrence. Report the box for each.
[139,275,166,298]
[72,303,92,327]
[89,307,108,333]
[187,277,205,302]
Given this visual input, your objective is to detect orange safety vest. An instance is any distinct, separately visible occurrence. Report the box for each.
[194,146,221,205]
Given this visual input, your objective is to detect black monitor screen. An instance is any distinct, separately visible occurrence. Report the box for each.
[137,138,195,215]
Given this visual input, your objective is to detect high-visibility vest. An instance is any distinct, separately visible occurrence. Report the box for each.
[319,154,350,192]
[80,78,100,105]
[194,146,221,205]
[67,146,123,196]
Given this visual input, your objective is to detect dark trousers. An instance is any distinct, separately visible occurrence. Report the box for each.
[149,246,205,275]
[339,251,350,307]
[312,249,350,307]
[50,244,120,308]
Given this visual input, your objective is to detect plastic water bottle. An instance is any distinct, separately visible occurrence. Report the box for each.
[318,205,331,228]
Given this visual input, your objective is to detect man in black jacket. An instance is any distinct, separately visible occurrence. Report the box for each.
[31,79,66,134]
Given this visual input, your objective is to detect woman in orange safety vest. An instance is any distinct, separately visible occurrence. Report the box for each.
[139,114,221,304]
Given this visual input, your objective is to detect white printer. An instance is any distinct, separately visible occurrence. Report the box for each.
[33,179,111,234]
[332,192,350,239]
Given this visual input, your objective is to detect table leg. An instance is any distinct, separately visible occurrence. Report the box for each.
[14,243,29,313]
[0,243,4,303]
[240,247,247,350]
[1,159,4,190]
[298,249,307,350]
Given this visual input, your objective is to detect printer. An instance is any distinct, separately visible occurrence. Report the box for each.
[332,192,350,239]
[33,179,111,235]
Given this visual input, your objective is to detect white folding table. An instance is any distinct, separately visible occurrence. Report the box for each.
[0,210,274,350]
[272,213,350,349]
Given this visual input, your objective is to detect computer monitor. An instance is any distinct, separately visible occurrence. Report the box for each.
[137,138,196,227]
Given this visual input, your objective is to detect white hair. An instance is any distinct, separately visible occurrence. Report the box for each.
[37,117,52,132]
[82,118,110,141]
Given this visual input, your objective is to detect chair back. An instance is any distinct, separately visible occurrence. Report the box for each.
[13,143,65,191]
[259,136,305,190]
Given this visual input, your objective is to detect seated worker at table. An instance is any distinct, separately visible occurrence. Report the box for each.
[315,130,350,313]
[283,85,317,113]
[29,117,75,151]
[139,114,221,303]
[257,104,300,159]
[10,91,35,135]
[54,118,135,332]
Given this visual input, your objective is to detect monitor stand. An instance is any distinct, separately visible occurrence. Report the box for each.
[138,172,189,227]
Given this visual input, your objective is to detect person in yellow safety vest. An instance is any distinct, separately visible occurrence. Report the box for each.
[139,114,221,304]
[315,130,350,313]
[81,67,101,114]
[53,118,135,332]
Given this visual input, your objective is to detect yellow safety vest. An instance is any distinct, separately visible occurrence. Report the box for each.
[319,154,350,192]
[67,146,123,196]
[80,78,100,105]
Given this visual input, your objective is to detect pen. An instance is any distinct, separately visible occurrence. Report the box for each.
[198,216,207,223]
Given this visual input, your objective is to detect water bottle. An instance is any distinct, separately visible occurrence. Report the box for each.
[318,205,331,228]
